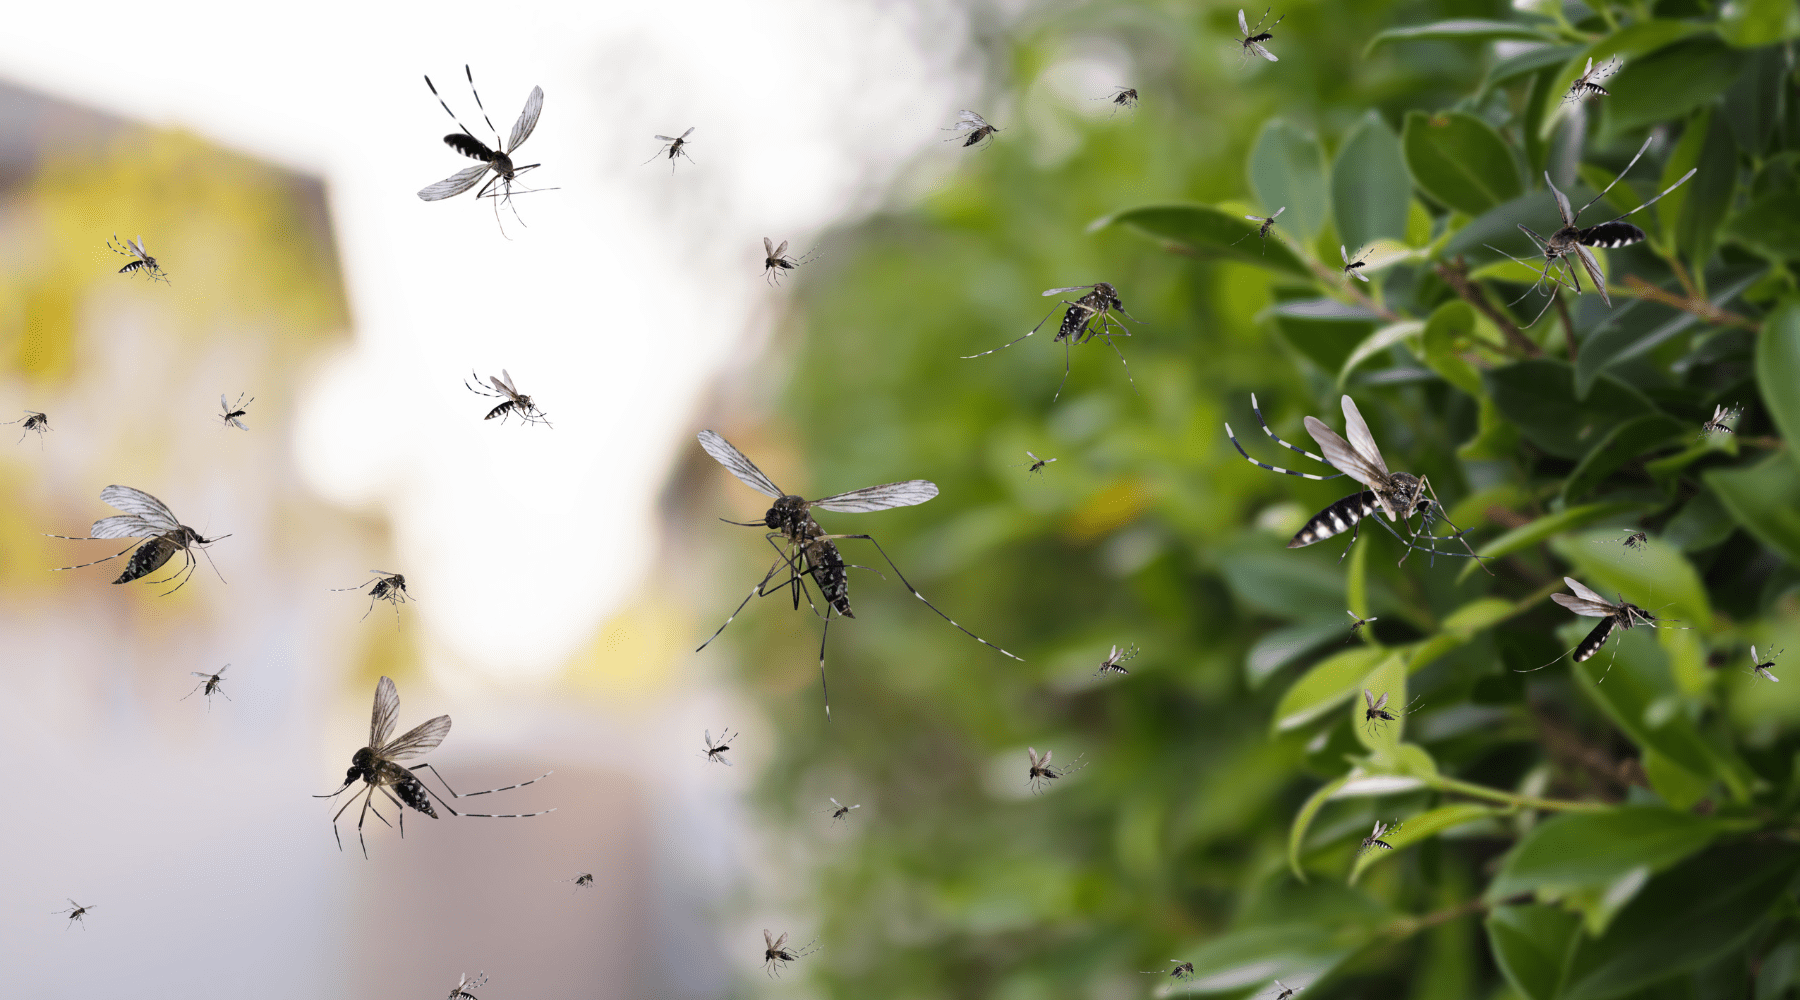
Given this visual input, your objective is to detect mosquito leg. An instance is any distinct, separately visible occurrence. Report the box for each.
[1420,479,1492,574]
[696,552,793,652]
[44,540,140,571]
[1224,423,1343,481]
[961,306,1058,360]
[461,64,501,143]
[1053,331,1074,402]
[1100,332,1138,396]
[819,613,832,721]
[1335,520,1364,564]
[412,762,554,800]
[1249,393,1339,468]
[824,533,1023,661]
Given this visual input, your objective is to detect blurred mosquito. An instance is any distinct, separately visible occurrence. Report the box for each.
[218,393,252,431]
[762,930,818,978]
[1358,819,1399,853]
[695,430,1020,719]
[826,797,861,824]
[1096,643,1138,676]
[47,485,229,595]
[964,282,1140,402]
[333,571,411,621]
[1235,7,1284,64]
[1340,244,1371,282]
[1521,576,1688,681]
[1485,136,1697,326]
[447,972,487,999]
[646,127,696,172]
[315,675,554,858]
[1345,610,1377,642]
[1015,451,1058,474]
[1142,960,1195,983]
[108,234,168,283]
[1748,646,1782,685]
[182,664,231,710]
[1026,746,1086,793]
[1266,980,1303,1000]
[6,409,49,445]
[1362,688,1421,735]
[1595,528,1648,558]
[703,727,737,766]
[55,899,94,929]
[944,110,1000,148]
[418,65,553,236]
[1233,207,1285,253]
[465,369,551,427]
[1097,87,1139,114]
[1563,56,1621,104]
[762,237,820,286]
[1224,394,1490,570]
[1702,404,1741,436]
[563,872,595,892]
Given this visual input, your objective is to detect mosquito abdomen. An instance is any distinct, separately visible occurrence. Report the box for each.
[1288,492,1379,548]
[114,536,179,584]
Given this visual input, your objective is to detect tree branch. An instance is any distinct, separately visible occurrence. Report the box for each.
[1436,258,1542,358]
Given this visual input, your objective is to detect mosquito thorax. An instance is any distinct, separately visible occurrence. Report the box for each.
[765,496,811,533]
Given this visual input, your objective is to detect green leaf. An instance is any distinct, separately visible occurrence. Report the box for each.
[1560,415,1688,503]
[1349,803,1498,885]
[1409,597,1517,671]
[1485,360,1659,459]
[1419,300,1483,396]
[1332,112,1411,255]
[1723,191,1800,261]
[1602,39,1746,138]
[1724,46,1788,155]
[1272,646,1389,732]
[1757,298,1800,445]
[1345,532,1370,622]
[1706,452,1800,567]
[1456,502,1646,583]
[1093,204,1312,279]
[1339,320,1423,385]
[1180,922,1372,994]
[1271,301,1378,375]
[1249,120,1330,240]
[1719,0,1800,47]
[1487,904,1581,1000]
[1353,652,1408,754]
[1289,772,1352,878]
[1574,273,1767,397]
[1440,190,1556,271]
[1401,111,1521,216]
[1656,108,1737,272]
[1364,19,1551,55]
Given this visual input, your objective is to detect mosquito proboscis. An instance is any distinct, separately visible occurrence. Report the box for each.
[418,65,555,236]
[46,485,230,595]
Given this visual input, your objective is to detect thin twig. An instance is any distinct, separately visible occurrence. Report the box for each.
[1620,275,1758,331]
[1426,773,1609,812]
[1436,258,1541,358]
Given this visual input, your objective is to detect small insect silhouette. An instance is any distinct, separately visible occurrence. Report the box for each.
[332,571,411,621]
[1595,528,1649,559]
[1141,960,1195,982]
[1266,979,1302,1000]
[465,369,551,427]
[1748,646,1782,685]
[1522,577,1689,681]
[1026,746,1086,793]
[6,409,49,445]
[218,393,253,431]
[645,127,696,172]
[1701,404,1741,437]
[762,930,818,977]
[47,485,229,595]
[182,664,231,710]
[826,797,861,824]
[1235,7,1284,64]
[1016,451,1058,474]
[703,727,737,766]
[1096,643,1138,676]
[1358,819,1399,854]
[944,110,1000,148]
[1340,244,1372,282]
[108,234,168,283]
[1098,86,1139,114]
[418,66,554,236]
[964,282,1140,402]
[446,971,487,999]
[1233,206,1286,253]
[1345,610,1378,642]
[1362,689,1397,733]
[563,872,595,893]
[55,899,94,929]
[762,237,820,286]
[315,676,554,858]
[1563,56,1621,104]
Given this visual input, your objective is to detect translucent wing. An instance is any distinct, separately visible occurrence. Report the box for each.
[419,163,491,201]
[1043,285,1096,296]
[811,479,940,512]
[697,430,784,499]
[1246,215,1263,221]
[1026,451,1039,461]
[88,514,167,539]
[763,236,774,256]
[1271,206,1285,219]
[1564,576,1609,605]
[370,675,401,748]
[654,135,676,142]
[506,85,544,153]
[1351,267,1370,282]
[497,369,518,395]
[132,235,148,257]
[1251,42,1278,62]
[764,929,774,949]
[957,110,989,127]
[1340,245,1351,265]
[221,394,229,411]
[1303,416,1387,493]
[1239,8,1250,35]
[1580,57,1593,77]
[1374,692,1389,711]
[774,240,789,259]
[383,713,451,760]
[1553,593,1616,618]
[1364,689,1376,710]
[1028,746,1040,767]
[100,486,182,532]
[1338,396,1390,479]
[1544,172,1575,226]
[1575,246,1609,306]
[773,932,788,950]
[681,127,695,139]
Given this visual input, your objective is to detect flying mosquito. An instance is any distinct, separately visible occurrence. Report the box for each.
[1564,56,1621,104]
[218,393,252,431]
[315,675,554,858]
[695,430,1019,719]
[645,127,696,172]
[762,237,819,286]
[1486,136,1697,326]
[1015,451,1058,474]
[1748,646,1782,684]
[964,282,1140,402]
[703,727,737,766]
[1359,819,1399,854]
[1266,980,1303,1000]
[1141,960,1195,983]
[944,110,1000,148]
[47,485,229,595]
[332,571,411,621]
[1702,404,1742,436]
[1345,610,1377,641]
[762,930,818,978]
[1522,577,1687,681]
[1224,393,1489,569]
[465,369,551,427]
[1096,643,1138,676]
[1233,207,1285,253]
[564,872,595,892]
[418,65,553,235]
[6,409,49,445]
[1340,244,1372,282]
[1026,746,1085,793]
[1235,7,1284,63]
[446,972,487,999]
[108,234,168,283]
[55,899,94,929]
[826,797,861,824]
[1097,86,1139,114]
[182,664,231,710]
[1595,528,1649,557]
[1361,688,1420,735]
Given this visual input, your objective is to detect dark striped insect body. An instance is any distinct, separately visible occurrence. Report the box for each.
[1235,7,1284,64]
[762,930,818,977]
[1224,394,1489,569]
[1563,56,1621,104]
[182,664,231,711]
[465,369,551,427]
[564,872,595,892]
[1524,576,1686,681]
[1360,688,1420,735]
[944,109,1000,148]
[1345,610,1378,642]
[695,430,1019,719]
[447,972,487,999]
[108,234,168,283]
[418,66,554,236]
[1096,643,1138,676]
[56,899,94,929]
[1233,207,1285,253]
[645,127,696,172]
[762,237,820,286]
[1358,820,1398,854]
[219,393,252,431]
[1340,244,1372,282]
[703,727,737,766]
[1748,646,1782,685]
[1141,960,1195,983]
[332,571,410,620]
[1026,746,1086,793]
[1702,404,1741,437]
[1099,87,1139,114]
[963,282,1140,402]
[826,797,861,824]
[7,409,49,445]
[47,485,230,594]
[314,676,554,858]
[1015,450,1057,474]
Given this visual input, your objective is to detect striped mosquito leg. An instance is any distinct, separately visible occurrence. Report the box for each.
[1249,393,1340,470]
[1225,425,1342,480]
[44,539,141,571]
[961,306,1059,360]
[1288,492,1381,548]
[818,613,832,721]
[827,533,1024,662]
[696,549,799,652]
[412,763,555,817]
[1097,326,1139,397]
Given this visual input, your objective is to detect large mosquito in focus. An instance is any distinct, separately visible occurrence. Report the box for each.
[1026,746,1085,793]
[333,571,411,621]
[1486,136,1697,326]
[446,972,487,999]
[1564,56,1620,104]
[1235,7,1284,64]
[762,238,819,286]
[762,930,818,978]
[418,65,553,235]
[7,409,49,445]
[55,899,94,929]
[1522,577,1687,681]
[703,727,737,766]
[695,430,1020,719]
[315,676,554,858]
[1234,206,1285,253]
[964,282,1140,402]
[218,393,252,431]
[108,234,168,283]
[646,127,696,172]
[47,485,230,594]
[182,665,231,711]
[466,369,551,427]
[1224,394,1489,570]
[944,110,1000,148]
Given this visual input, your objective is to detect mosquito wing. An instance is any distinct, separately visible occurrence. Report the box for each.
[1564,576,1611,606]
[1271,206,1285,219]
[1374,691,1389,711]
[1553,592,1617,618]
[1043,285,1097,296]
[1544,172,1575,226]
[383,713,451,760]
[1337,396,1390,479]
[88,514,167,539]
[957,110,989,128]
[696,430,784,499]
[680,127,695,139]
[1028,746,1040,768]
[763,236,774,257]
[370,675,401,748]
[419,163,491,201]
[1239,8,1250,35]
[496,369,519,395]
[1574,246,1610,306]
[811,479,940,512]
[1303,416,1387,493]
[99,486,183,533]
[1364,688,1376,710]
[772,931,787,951]
[131,235,149,257]
[774,240,789,259]
[1340,245,1351,266]
[1250,42,1278,62]
[506,86,544,153]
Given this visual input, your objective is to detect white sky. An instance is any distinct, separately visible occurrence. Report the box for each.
[0,0,979,678]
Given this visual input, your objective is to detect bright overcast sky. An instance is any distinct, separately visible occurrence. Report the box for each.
[0,0,982,677]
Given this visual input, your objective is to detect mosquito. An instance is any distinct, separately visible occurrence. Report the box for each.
[218,393,252,431]
[703,727,737,766]
[762,930,818,978]
[1224,394,1490,570]
[1026,746,1086,793]
[465,369,551,427]
[418,65,554,236]
[695,430,1020,719]
[108,234,168,283]
[55,899,94,929]
[826,797,861,824]
[315,676,554,858]
[1702,404,1741,436]
[1098,86,1139,114]
[1141,960,1195,983]
[645,127,696,172]
[182,664,231,710]
[1096,643,1138,676]
[963,282,1140,402]
[944,109,1000,148]
[1748,646,1782,685]
[1595,528,1649,558]
[1522,576,1688,681]
[1361,688,1421,736]
[762,237,819,286]
[1358,819,1399,853]
[563,872,595,892]
[47,485,229,595]
[1564,56,1621,104]
[332,571,411,621]
[1267,980,1303,1000]
[1233,207,1285,253]
[447,972,487,999]
[1486,136,1697,326]
[1345,610,1377,642]
[1340,244,1372,282]
[6,410,49,445]
[1235,7,1284,64]
[1016,451,1058,474]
